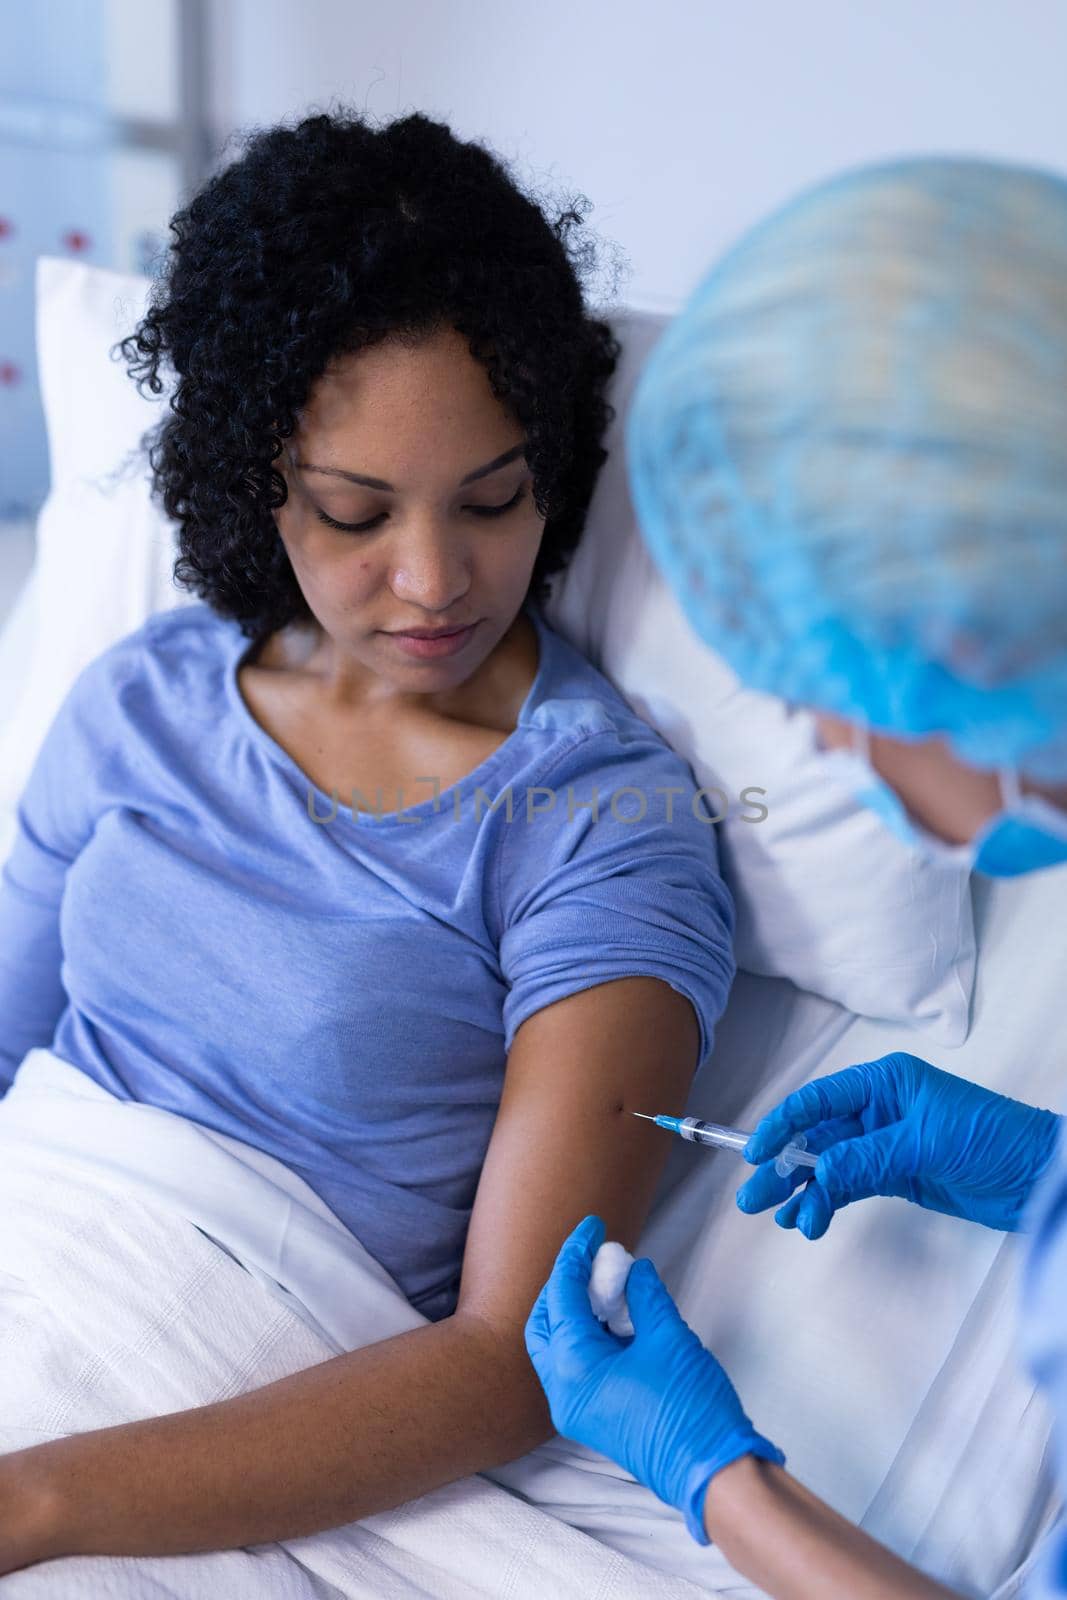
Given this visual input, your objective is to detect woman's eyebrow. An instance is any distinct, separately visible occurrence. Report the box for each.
[294,442,528,492]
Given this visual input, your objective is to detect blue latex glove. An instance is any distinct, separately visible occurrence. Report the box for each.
[736,1052,1064,1239]
[525,1214,785,1545]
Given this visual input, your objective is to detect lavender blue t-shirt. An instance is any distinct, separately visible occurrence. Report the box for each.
[0,597,734,1319]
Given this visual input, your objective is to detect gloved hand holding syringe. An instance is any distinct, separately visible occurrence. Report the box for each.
[633,1112,819,1178]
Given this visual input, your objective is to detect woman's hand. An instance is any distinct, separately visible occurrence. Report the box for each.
[736,1052,1063,1238]
[525,1215,784,1544]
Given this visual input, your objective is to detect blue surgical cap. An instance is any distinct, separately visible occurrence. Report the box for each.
[625,156,1067,781]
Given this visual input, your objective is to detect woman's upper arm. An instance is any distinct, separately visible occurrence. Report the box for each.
[455,974,700,1332]
[465,728,736,1334]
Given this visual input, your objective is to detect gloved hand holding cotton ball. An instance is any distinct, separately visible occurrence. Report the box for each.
[587,1240,636,1336]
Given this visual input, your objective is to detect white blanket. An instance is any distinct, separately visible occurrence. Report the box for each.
[0,1047,765,1599]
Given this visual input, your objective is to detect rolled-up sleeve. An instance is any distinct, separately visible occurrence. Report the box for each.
[495,727,736,1068]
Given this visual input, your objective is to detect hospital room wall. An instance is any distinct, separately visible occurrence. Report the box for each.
[202,0,1067,313]
[3,0,1063,630]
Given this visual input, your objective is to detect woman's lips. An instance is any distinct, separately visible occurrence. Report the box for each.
[385,621,480,659]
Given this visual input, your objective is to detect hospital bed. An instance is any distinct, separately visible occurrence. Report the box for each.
[0,257,1061,1598]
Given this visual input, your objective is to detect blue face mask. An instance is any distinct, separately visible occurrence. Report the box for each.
[822,726,1067,878]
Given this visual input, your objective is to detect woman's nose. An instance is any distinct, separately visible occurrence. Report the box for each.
[389,533,472,610]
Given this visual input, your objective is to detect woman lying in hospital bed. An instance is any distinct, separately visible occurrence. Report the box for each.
[0,109,735,1569]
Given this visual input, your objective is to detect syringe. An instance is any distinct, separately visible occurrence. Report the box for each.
[633,1113,819,1178]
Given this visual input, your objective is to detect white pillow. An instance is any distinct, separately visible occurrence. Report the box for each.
[0,264,975,1043]
[0,259,197,856]
[0,557,38,744]
[542,309,976,1045]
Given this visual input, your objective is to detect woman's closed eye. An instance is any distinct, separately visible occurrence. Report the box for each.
[315,484,528,535]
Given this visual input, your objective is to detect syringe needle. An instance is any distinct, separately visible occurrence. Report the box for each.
[632,1112,657,1122]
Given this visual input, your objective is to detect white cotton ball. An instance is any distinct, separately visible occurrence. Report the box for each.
[588,1240,636,1337]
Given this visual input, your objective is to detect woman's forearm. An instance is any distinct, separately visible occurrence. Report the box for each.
[703,1456,964,1600]
[27,1310,552,1560]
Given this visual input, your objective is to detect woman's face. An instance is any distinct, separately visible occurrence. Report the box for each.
[272,325,546,707]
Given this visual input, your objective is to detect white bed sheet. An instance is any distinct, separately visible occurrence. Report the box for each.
[1,1048,746,1600]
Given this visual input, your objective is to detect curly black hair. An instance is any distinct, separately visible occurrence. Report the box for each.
[116,106,626,646]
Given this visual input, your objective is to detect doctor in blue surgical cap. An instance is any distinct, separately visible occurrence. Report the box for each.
[526,156,1067,1598]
